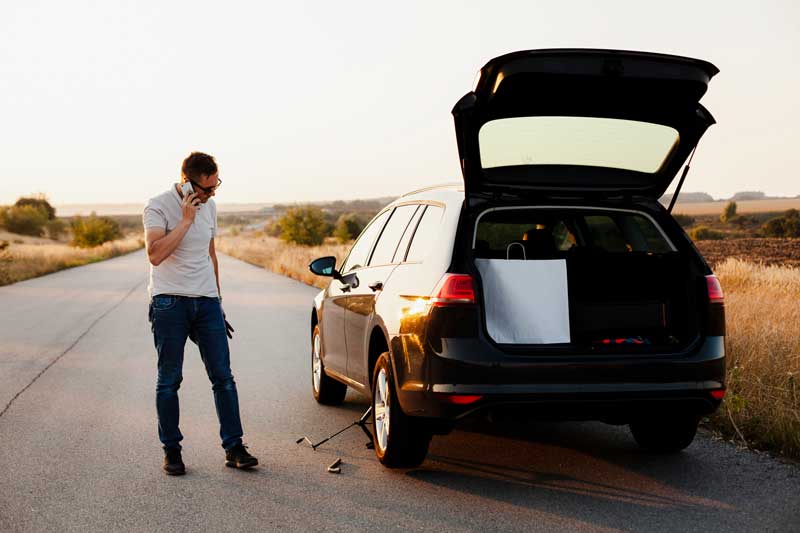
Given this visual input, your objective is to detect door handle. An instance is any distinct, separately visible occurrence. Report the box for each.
[369,281,383,292]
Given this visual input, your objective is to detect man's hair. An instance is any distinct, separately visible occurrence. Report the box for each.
[181,152,217,182]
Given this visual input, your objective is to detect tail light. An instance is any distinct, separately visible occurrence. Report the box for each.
[706,275,724,304]
[431,274,475,306]
[435,393,483,405]
[710,389,725,400]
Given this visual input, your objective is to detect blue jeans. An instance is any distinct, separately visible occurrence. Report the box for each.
[149,295,244,451]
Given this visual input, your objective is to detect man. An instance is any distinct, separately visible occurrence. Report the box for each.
[143,151,257,475]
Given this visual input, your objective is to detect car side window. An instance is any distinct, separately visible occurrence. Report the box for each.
[341,210,391,273]
[405,205,444,263]
[368,205,419,266]
[392,204,425,263]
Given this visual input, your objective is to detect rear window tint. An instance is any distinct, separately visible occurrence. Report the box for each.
[406,205,444,262]
[475,209,672,258]
[369,205,418,266]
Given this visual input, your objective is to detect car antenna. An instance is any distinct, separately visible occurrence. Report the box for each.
[668,144,699,213]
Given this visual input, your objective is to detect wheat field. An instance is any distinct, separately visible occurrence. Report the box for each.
[215,234,351,289]
[672,198,800,216]
[710,258,800,457]
[0,235,144,286]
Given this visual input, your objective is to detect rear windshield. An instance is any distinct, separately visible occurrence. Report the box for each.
[474,208,673,259]
[479,117,679,173]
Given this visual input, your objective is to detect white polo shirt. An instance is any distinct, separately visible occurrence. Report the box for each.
[143,185,219,299]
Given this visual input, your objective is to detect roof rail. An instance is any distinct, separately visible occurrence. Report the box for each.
[400,182,463,198]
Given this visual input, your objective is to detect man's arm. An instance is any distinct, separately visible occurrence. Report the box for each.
[209,237,221,298]
[145,191,199,266]
[145,225,190,266]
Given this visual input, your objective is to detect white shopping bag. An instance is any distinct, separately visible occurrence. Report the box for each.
[475,258,571,344]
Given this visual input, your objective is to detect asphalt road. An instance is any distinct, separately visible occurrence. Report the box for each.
[1,250,798,532]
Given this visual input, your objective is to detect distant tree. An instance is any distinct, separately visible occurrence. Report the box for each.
[333,212,365,243]
[720,201,738,223]
[15,195,56,220]
[70,213,122,248]
[762,209,800,237]
[0,204,49,236]
[278,207,327,246]
[672,214,695,228]
[689,226,725,241]
[45,218,67,240]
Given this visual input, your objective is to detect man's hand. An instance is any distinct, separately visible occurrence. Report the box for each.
[181,192,200,225]
[222,306,234,339]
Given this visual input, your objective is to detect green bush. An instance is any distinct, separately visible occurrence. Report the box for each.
[70,214,122,248]
[278,207,328,246]
[762,209,800,237]
[0,205,49,236]
[673,214,695,228]
[265,218,282,238]
[720,201,737,223]
[46,218,67,240]
[333,212,365,243]
[14,195,56,220]
[689,225,725,240]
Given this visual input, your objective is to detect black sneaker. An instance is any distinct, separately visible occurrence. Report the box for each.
[225,443,258,469]
[163,446,185,476]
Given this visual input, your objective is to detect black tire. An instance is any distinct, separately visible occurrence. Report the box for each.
[311,325,347,405]
[629,413,700,452]
[371,352,431,468]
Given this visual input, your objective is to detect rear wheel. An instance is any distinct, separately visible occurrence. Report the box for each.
[372,352,431,468]
[629,413,700,452]
[311,325,347,405]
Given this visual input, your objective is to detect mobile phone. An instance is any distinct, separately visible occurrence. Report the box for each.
[180,181,194,197]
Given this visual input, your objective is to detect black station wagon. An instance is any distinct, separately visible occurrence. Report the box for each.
[308,49,726,467]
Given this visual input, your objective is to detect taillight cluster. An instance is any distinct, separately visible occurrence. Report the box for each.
[706,275,724,304]
[431,274,476,306]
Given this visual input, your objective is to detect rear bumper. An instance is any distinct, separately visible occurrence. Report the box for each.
[393,335,725,421]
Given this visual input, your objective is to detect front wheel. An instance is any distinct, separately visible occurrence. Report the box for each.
[372,352,431,468]
[629,413,700,452]
[311,325,347,405]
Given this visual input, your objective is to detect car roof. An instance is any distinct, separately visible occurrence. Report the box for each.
[393,183,464,207]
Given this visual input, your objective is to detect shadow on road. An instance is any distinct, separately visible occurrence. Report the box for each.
[406,415,733,521]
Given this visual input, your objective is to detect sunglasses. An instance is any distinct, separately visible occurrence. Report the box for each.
[189,177,222,194]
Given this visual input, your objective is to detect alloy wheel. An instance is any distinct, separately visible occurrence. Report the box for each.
[312,332,322,393]
[374,368,391,452]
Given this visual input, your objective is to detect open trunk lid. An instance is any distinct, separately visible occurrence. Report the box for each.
[452,49,719,200]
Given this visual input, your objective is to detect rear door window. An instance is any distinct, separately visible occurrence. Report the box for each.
[406,205,444,262]
[369,205,419,266]
[392,204,425,263]
[341,210,391,272]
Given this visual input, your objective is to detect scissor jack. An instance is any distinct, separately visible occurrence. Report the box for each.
[296,406,374,450]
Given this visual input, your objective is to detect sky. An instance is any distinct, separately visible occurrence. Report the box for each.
[1,0,798,207]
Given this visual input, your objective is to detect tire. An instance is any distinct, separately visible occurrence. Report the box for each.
[629,413,700,453]
[371,352,431,468]
[311,325,347,405]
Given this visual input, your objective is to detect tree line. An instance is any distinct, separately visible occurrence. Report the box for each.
[0,195,122,247]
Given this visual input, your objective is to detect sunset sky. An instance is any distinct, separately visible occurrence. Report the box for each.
[1,0,797,207]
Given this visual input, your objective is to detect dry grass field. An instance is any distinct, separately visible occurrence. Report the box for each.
[710,259,800,458]
[671,198,800,216]
[0,234,144,286]
[217,230,800,460]
[215,233,351,289]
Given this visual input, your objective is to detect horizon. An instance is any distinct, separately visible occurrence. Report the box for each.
[2,1,798,205]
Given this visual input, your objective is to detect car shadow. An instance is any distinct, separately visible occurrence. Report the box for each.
[403,415,736,528]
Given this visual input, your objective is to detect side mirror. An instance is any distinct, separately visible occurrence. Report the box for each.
[309,256,341,279]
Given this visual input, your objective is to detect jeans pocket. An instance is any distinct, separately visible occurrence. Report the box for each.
[151,295,177,311]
